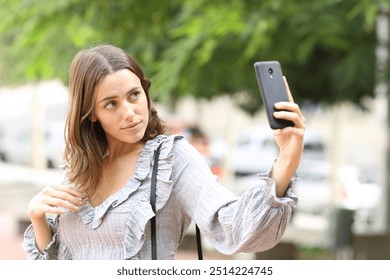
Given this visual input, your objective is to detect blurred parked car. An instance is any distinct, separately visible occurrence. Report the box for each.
[293,160,333,215]
[0,124,6,161]
[0,118,65,169]
[0,120,32,166]
[231,126,326,176]
[294,161,381,232]
[45,121,66,169]
[337,166,381,230]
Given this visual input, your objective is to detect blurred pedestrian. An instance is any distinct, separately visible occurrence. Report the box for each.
[22,44,305,260]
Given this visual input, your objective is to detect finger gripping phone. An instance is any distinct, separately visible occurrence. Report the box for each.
[254,61,294,129]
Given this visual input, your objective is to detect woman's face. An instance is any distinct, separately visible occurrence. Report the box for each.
[93,69,149,147]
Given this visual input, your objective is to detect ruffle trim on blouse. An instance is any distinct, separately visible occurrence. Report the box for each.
[124,135,181,259]
[75,135,179,230]
[22,217,59,260]
[68,135,179,259]
[75,176,143,229]
[123,196,155,259]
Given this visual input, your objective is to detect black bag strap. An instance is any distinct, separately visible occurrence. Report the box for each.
[150,142,161,260]
[195,224,203,260]
[150,136,203,260]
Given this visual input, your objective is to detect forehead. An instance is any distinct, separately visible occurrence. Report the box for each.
[95,69,142,98]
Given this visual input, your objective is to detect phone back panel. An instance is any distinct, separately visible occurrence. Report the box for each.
[254,61,294,129]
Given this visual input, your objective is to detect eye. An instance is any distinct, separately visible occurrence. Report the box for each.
[129,91,141,101]
[104,100,117,109]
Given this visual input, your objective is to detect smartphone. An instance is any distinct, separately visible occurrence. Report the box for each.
[254,61,294,129]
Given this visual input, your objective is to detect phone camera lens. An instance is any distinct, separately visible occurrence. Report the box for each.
[268,68,273,75]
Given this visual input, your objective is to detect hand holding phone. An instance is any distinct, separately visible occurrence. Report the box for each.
[254,61,294,129]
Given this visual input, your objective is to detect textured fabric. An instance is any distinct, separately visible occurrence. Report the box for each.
[22,134,297,260]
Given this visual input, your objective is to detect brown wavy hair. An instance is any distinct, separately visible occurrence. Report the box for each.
[64,44,166,198]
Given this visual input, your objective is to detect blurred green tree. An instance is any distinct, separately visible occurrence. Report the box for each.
[0,0,383,114]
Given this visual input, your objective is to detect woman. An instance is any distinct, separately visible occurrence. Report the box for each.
[23,44,305,260]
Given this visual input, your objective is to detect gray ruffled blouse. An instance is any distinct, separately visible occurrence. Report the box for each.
[22,135,297,260]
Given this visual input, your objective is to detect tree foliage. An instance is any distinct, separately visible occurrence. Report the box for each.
[0,0,385,114]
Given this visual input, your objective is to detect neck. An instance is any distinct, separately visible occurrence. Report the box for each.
[105,141,145,162]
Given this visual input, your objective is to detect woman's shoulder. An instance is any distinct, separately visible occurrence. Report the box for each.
[164,134,195,153]
[148,134,188,150]
[146,134,198,161]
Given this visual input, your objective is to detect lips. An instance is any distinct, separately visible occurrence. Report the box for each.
[121,121,141,130]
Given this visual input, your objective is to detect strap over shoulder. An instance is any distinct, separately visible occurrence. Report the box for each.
[150,134,203,260]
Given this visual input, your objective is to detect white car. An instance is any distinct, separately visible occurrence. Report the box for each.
[0,118,65,169]
[0,120,32,165]
[45,121,66,169]
[231,126,326,176]
[293,160,333,215]
[294,162,381,232]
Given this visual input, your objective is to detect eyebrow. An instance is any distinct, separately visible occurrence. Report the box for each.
[99,87,142,104]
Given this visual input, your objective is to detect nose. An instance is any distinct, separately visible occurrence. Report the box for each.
[121,101,136,120]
